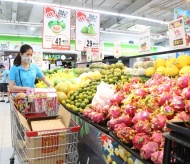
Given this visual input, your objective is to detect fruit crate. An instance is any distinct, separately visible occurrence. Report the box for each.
[109,132,154,164]
[167,121,190,138]
[163,132,190,164]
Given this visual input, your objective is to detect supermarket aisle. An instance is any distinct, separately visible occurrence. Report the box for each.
[0,99,19,164]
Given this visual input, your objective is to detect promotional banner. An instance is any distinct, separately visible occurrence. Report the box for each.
[75,10,100,52]
[174,8,190,46]
[43,6,71,50]
[114,39,121,58]
[168,18,186,49]
[138,28,150,53]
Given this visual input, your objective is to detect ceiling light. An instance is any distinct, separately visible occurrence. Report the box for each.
[1,0,168,25]
[30,26,35,31]
[9,55,12,58]
[101,31,138,36]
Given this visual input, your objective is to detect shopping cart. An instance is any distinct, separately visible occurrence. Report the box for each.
[9,92,80,164]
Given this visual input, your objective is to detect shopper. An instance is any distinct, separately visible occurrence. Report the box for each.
[0,65,10,103]
[9,44,53,91]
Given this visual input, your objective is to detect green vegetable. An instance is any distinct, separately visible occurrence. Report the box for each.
[81,26,88,33]
[88,25,96,34]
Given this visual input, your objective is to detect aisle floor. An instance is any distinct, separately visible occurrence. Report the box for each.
[0,98,19,164]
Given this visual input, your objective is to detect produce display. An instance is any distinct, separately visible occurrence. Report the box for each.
[145,55,190,77]
[82,74,190,164]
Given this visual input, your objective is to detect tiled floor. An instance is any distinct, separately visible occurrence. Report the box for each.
[0,98,19,164]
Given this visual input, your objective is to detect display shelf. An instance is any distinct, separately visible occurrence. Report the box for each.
[109,132,154,164]
[76,47,190,65]
[61,104,79,116]
[79,113,111,134]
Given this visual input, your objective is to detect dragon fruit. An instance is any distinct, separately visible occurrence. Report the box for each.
[182,87,190,100]
[108,115,132,130]
[132,133,149,150]
[170,87,183,96]
[151,131,164,146]
[134,121,151,134]
[83,108,94,118]
[90,112,106,124]
[185,100,190,113]
[151,114,167,131]
[122,83,131,94]
[130,77,142,84]
[113,123,126,134]
[157,84,171,94]
[151,150,164,164]
[158,93,172,106]
[117,127,136,144]
[135,89,147,98]
[140,142,159,160]
[160,106,175,119]
[160,139,165,148]
[174,111,190,122]
[122,104,136,117]
[109,105,121,118]
[110,91,124,105]
[132,111,151,124]
[177,75,190,89]
[95,105,109,116]
[108,118,119,130]
[171,96,185,111]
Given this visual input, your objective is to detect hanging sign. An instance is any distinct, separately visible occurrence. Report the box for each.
[43,6,71,50]
[174,8,190,46]
[99,45,104,60]
[32,51,43,69]
[92,52,99,61]
[75,10,100,52]
[138,28,150,53]
[86,47,92,62]
[168,18,186,49]
[114,39,121,58]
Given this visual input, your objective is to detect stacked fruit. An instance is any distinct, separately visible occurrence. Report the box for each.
[146,55,190,77]
[100,63,130,84]
[63,79,101,112]
[83,74,190,164]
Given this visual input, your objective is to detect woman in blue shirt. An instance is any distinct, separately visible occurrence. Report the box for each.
[9,44,53,91]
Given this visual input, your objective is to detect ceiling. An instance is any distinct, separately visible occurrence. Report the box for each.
[0,0,190,43]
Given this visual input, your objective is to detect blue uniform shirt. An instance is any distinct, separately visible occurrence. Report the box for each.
[9,63,44,88]
[2,70,9,83]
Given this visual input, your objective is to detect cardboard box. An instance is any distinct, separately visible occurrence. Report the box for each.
[17,105,71,164]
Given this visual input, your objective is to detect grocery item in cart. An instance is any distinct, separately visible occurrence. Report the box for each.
[16,105,72,164]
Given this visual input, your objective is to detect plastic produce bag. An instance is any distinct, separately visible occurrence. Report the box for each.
[92,81,115,106]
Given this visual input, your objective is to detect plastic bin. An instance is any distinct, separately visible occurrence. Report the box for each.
[163,132,190,164]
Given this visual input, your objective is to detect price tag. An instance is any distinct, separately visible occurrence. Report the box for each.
[52,34,69,49]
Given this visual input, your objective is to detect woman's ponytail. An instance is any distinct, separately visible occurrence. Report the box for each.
[14,53,21,66]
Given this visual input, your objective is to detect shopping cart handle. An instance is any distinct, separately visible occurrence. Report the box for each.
[71,125,81,132]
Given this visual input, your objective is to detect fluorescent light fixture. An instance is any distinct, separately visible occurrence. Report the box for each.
[1,0,168,25]
[128,24,150,32]
[101,31,138,36]
[29,26,35,31]
[0,33,42,37]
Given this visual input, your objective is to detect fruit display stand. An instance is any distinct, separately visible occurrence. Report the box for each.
[60,48,190,164]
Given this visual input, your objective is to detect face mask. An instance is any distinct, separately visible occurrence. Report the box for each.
[21,56,32,64]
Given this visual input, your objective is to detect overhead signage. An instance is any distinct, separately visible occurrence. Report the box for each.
[168,18,186,49]
[43,6,71,50]
[174,8,190,46]
[75,10,100,52]
[138,28,150,53]
[114,39,121,58]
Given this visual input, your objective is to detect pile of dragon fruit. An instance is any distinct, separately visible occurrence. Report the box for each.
[83,74,190,164]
